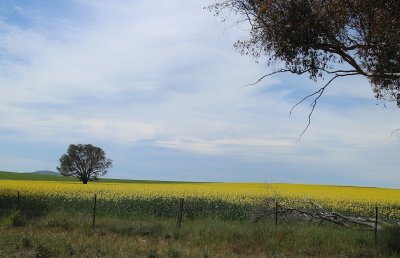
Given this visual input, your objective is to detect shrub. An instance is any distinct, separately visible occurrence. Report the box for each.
[165,247,181,258]
[19,235,34,250]
[7,210,25,227]
[44,214,74,230]
[35,243,53,258]
[147,249,159,258]
[64,244,76,256]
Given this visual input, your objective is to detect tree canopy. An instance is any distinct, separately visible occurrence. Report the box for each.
[57,144,112,184]
[209,0,400,135]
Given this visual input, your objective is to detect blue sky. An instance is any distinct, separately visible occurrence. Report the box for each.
[1,0,399,187]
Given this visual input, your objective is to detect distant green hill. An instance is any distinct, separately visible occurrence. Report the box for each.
[32,170,61,176]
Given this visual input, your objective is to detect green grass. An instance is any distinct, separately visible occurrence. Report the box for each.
[0,171,76,182]
[0,211,394,257]
[0,171,200,184]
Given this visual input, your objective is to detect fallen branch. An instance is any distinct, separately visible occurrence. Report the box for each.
[253,200,385,230]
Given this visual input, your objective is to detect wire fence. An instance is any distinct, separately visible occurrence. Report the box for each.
[0,190,386,240]
[0,190,256,221]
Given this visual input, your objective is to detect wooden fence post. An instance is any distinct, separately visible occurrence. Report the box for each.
[275,201,278,228]
[374,206,378,241]
[16,191,20,210]
[176,198,184,231]
[92,194,97,228]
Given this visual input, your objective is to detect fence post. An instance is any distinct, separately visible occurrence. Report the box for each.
[16,191,20,210]
[92,194,97,228]
[374,206,378,241]
[176,198,184,231]
[275,201,278,228]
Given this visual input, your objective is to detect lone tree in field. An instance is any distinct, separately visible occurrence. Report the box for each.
[57,144,112,184]
[209,0,400,137]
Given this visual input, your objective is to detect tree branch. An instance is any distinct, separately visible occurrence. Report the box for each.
[391,128,400,139]
[254,199,386,230]
[240,68,313,88]
[240,68,360,140]
[239,70,288,88]
[289,73,359,141]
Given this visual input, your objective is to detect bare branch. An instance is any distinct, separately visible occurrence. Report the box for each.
[254,199,386,230]
[321,69,357,75]
[290,73,359,141]
[295,87,326,142]
[239,68,361,139]
[391,128,400,139]
[239,69,290,88]
[240,68,313,88]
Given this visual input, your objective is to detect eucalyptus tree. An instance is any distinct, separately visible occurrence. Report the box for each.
[57,144,112,184]
[209,0,400,136]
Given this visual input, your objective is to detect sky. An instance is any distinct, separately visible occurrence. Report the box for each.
[0,0,399,188]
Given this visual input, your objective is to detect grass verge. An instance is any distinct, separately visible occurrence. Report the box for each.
[0,211,394,257]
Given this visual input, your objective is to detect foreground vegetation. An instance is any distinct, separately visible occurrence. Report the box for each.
[1,171,400,256]
[0,211,396,257]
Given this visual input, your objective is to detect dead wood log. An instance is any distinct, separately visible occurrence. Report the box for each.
[253,200,385,230]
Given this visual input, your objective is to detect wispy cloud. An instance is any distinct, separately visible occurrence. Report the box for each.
[0,0,399,187]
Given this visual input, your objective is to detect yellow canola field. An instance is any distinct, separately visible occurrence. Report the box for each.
[0,180,269,204]
[0,180,399,218]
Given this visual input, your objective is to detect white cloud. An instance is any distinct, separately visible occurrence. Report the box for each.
[0,0,399,186]
[77,119,158,144]
[156,137,293,155]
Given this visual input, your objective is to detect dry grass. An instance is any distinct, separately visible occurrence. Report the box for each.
[0,211,393,257]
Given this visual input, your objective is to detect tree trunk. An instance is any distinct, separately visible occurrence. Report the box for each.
[82,180,88,184]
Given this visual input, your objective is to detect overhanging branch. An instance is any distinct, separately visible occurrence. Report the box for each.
[240,68,312,88]
[290,72,359,141]
[241,69,360,140]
